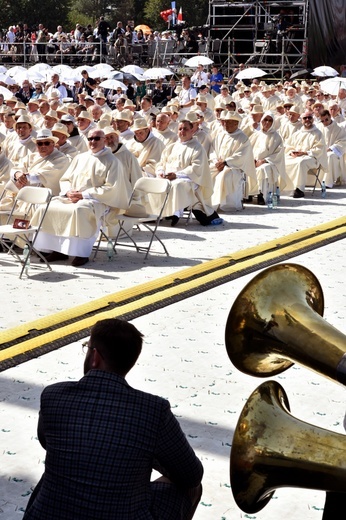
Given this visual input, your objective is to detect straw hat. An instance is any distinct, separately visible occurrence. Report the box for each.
[28,98,40,106]
[287,105,301,115]
[52,122,70,137]
[184,111,199,123]
[45,109,59,120]
[14,115,32,128]
[114,109,133,123]
[33,128,59,144]
[196,95,208,104]
[77,110,93,122]
[102,125,120,136]
[61,114,75,124]
[49,89,61,100]
[250,104,264,114]
[223,111,242,122]
[132,117,149,131]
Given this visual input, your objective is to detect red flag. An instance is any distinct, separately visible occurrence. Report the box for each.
[177,7,183,23]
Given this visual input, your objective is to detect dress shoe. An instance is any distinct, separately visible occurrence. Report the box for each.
[44,251,69,262]
[71,256,89,267]
[293,188,305,198]
[171,215,180,227]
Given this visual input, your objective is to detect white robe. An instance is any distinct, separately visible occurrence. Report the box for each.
[210,128,256,210]
[32,148,129,257]
[285,126,328,191]
[155,138,213,217]
[126,133,164,176]
[319,121,346,186]
[250,126,287,198]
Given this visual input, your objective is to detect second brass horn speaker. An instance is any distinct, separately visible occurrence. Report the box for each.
[231,380,346,513]
[225,263,346,384]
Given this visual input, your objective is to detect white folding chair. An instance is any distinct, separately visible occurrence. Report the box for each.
[110,177,171,260]
[0,186,52,278]
[307,164,322,196]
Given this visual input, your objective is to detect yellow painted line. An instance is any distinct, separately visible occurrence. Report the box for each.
[0,216,345,364]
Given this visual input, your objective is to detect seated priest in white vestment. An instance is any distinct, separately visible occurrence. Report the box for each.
[285,111,328,198]
[155,120,222,227]
[31,129,129,267]
[318,109,346,186]
[249,111,287,203]
[210,111,257,211]
[126,118,164,176]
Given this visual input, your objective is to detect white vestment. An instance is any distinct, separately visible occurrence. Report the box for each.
[320,121,346,186]
[210,128,256,210]
[250,124,287,198]
[285,126,328,192]
[126,133,164,176]
[32,148,129,257]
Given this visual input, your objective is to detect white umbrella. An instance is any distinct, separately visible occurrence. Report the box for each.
[235,67,267,80]
[121,64,144,75]
[0,74,16,85]
[0,66,8,74]
[143,67,173,79]
[184,56,214,67]
[52,64,73,75]
[29,63,52,72]
[89,67,115,79]
[74,65,96,75]
[99,79,127,91]
[6,66,27,78]
[312,66,338,78]
[93,63,114,70]
[0,85,13,100]
[319,77,346,96]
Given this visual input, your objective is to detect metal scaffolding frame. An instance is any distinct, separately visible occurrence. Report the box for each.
[207,0,309,79]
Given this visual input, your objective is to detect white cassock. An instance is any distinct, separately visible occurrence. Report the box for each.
[285,126,328,192]
[153,128,178,147]
[3,134,36,168]
[24,149,70,196]
[155,138,214,217]
[68,133,88,153]
[210,128,256,210]
[319,121,346,186]
[126,133,164,176]
[279,119,303,147]
[31,148,129,257]
[250,125,287,198]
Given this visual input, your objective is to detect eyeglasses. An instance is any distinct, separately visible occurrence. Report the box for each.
[302,116,313,120]
[262,118,273,122]
[82,341,103,358]
[37,141,53,146]
[87,136,102,141]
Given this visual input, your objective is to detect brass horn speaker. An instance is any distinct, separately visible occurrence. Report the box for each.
[231,380,346,514]
[225,263,346,384]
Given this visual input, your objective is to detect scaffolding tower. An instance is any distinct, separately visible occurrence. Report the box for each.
[207,0,309,79]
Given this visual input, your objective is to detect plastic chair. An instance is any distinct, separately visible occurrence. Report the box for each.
[0,186,52,278]
[99,178,171,260]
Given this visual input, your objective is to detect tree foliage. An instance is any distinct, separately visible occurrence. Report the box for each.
[0,0,71,31]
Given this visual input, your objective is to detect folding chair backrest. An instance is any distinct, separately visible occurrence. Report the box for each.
[133,177,171,196]
[16,186,52,205]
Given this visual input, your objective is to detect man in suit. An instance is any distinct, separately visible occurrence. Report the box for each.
[23,318,203,520]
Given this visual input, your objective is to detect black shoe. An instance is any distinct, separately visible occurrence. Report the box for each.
[72,256,89,267]
[45,252,69,263]
[293,188,305,198]
[165,216,172,221]
[242,196,253,203]
[171,215,180,227]
[257,193,265,205]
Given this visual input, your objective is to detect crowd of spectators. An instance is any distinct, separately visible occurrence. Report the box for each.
[0,20,207,66]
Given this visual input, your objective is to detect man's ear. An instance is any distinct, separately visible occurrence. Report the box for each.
[91,348,103,368]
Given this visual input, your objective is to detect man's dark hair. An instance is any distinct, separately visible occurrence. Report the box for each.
[142,95,152,103]
[180,120,193,129]
[90,319,143,375]
[320,109,330,118]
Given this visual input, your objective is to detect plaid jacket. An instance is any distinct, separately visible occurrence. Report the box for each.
[23,369,203,519]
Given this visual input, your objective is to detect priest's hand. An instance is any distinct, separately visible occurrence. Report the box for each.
[66,190,83,203]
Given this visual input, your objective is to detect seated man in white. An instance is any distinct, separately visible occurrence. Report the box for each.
[210,111,256,211]
[31,129,129,267]
[249,111,287,204]
[126,118,164,177]
[318,109,346,186]
[155,119,222,227]
[285,111,328,198]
